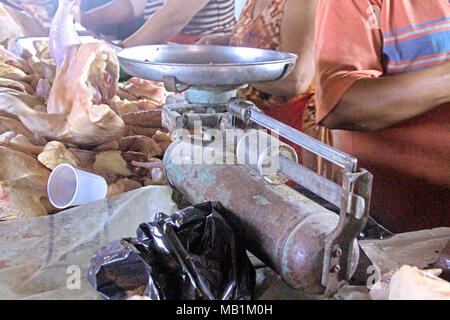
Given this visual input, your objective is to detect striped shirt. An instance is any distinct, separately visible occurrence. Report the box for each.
[382,13,450,74]
[316,0,450,121]
[143,0,235,35]
[315,0,450,232]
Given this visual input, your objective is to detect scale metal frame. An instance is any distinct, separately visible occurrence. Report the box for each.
[117,44,373,296]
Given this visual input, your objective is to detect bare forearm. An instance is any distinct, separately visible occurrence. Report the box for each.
[252,0,316,98]
[121,10,186,46]
[81,0,134,27]
[322,61,450,131]
[196,34,231,45]
[121,0,208,47]
[252,72,313,97]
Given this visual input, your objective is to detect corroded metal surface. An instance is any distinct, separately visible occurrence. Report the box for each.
[163,139,359,294]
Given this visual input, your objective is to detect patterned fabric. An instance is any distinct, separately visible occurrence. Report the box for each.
[144,0,235,36]
[229,0,320,165]
[231,0,284,51]
[230,0,315,121]
[383,15,450,74]
[315,0,450,232]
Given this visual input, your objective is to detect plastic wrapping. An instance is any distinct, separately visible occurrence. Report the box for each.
[88,202,256,300]
[0,186,178,300]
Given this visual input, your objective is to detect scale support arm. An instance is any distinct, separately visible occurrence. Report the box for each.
[227,97,373,297]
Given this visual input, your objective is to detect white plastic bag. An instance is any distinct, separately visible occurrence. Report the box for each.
[0,186,178,300]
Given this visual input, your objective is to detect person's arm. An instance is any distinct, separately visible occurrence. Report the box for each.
[252,0,317,97]
[315,0,450,132]
[323,61,450,131]
[196,34,231,46]
[121,0,209,47]
[80,0,139,28]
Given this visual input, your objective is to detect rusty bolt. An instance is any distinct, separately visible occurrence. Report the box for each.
[333,248,343,258]
[330,264,341,273]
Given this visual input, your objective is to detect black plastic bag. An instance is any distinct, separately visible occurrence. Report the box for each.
[88,202,255,300]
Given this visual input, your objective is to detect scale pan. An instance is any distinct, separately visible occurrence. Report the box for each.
[117,45,297,90]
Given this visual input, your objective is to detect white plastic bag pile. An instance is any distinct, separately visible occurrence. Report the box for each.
[0,186,177,300]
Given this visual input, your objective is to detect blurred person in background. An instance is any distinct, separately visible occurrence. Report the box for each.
[314,0,450,233]
[197,0,319,168]
[79,0,235,45]
[11,0,59,17]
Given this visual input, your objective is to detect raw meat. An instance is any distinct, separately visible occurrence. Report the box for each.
[0,1,126,147]
[370,265,450,300]
[0,146,52,220]
[0,3,47,43]
[390,266,450,300]
[120,78,169,105]
[0,131,43,156]
[38,141,80,170]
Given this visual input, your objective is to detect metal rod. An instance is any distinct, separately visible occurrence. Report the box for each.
[249,109,358,172]
[279,155,343,208]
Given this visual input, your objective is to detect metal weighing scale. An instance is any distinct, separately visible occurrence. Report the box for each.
[117,44,373,297]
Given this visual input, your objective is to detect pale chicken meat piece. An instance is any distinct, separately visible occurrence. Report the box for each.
[0,44,17,59]
[126,126,160,137]
[33,39,52,60]
[0,43,126,147]
[152,131,172,143]
[0,146,53,220]
[389,266,450,300]
[0,61,28,82]
[27,56,56,82]
[370,265,450,300]
[45,41,126,146]
[49,0,82,67]
[118,135,163,158]
[38,141,80,170]
[26,57,56,100]
[0,4,47,44]
[120,78,169,105]
[0,131,43,156]
[121,109,162,128]
[111,96,160,116]
[93,151,134,177]
[0,4,26,43]
[151,168,167,185]
[93,150,150,179]
[0,0,124,147]
[107,178,142,197]
[116,86,139,101]
[0,52,32,74]
[35,78,52,102]
[94,135,166,158]
[0,78,34,94]
[0,115,45,145]
[110,96,140,115]
[0,87,46,114]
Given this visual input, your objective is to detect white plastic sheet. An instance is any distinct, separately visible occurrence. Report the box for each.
[360,227,450,275]
[0,186,178,300]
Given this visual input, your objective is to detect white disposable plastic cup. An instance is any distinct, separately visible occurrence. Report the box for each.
[47,164,108,209]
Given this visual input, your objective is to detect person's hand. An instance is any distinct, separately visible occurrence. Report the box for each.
[196,34,231,46]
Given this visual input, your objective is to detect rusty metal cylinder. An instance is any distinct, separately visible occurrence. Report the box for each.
[163,138,359,294]
[236,129,298,185]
